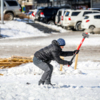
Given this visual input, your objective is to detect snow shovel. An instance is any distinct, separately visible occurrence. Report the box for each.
[68,32,89,67]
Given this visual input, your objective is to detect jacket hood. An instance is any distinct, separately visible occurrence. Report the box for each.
[52,40,59,46]
[52,40,61,51]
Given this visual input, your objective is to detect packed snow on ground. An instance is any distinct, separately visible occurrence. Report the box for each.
[0,61,100,100]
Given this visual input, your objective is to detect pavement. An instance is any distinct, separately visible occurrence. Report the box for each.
[27,22,59,33]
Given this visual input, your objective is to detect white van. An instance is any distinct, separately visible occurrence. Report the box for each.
[0,0,21,20]
[62,10,100,31]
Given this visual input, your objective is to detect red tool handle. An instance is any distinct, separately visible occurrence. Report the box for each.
[77,32,88,50]
[68,33,88,67]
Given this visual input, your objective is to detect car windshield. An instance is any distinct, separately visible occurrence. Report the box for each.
[84,16,89,19]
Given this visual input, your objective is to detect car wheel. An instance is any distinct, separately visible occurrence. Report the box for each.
[6,12,14,20]
[89,25,95,30]
[75,22,82,31]
[47,21,55,25]
[89,25,95,34]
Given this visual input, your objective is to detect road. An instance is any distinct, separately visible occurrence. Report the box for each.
[0,22,100,62]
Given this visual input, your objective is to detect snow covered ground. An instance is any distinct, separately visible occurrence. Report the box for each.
[0,18,67,38]
[0,19,47,38]
[0,61,100,100]
[0,19,100,100]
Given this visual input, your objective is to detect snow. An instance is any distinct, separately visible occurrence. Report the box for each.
[35,21,68,32]
[0,19,100,100]
[0,61,100,100]
[0,19,47,38]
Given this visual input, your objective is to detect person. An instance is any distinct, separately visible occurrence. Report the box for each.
[33,38,79,85]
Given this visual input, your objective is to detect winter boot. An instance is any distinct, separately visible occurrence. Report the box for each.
[45,80,54,86]
[38,80,45,85]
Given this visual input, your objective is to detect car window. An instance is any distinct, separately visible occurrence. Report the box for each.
[83,12,92,16]
[6,1,18,6]
[84,16,89,19]
[94,15,100,19]
[71,12,80,16]
[65,11,70,16]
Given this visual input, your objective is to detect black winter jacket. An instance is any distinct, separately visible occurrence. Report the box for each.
[34,40,74,65]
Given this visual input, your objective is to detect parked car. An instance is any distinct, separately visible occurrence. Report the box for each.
[35,6,71,25]
[29,9,37,21]
[62,10,100,31]
[35,7,61,24]
[55,8,70,26]
[0,0,21,20]
[81,13,100,31]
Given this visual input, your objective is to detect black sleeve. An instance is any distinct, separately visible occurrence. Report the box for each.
[60,51,74,56]
[51,51,69,65]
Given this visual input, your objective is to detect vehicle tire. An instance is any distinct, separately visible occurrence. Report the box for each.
[89,25,95,30]
[89,25,95,34]
[75,21,82,31]
[47,21,55,25]
[6,12,14,20]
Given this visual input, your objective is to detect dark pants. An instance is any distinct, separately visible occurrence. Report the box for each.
[33,56,53,83]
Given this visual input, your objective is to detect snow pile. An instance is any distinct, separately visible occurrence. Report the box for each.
[0,61,100,76]
[0,21,47,38]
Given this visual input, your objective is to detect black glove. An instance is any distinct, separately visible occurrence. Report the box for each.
[68,61,72,66]
[74,50,79,54]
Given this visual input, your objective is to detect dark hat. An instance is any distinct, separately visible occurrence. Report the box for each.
[57,38,66,46]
